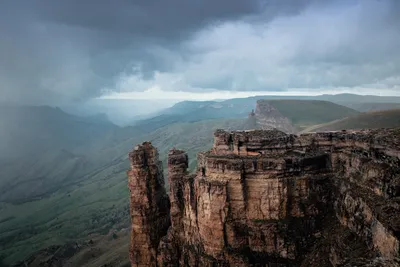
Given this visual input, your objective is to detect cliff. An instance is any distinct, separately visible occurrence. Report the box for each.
[127,142,171,266]
[255,100,296,134]
[128,128,400,266]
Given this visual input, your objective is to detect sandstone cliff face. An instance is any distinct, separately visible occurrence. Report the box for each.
[255,100,296,134]
[128,142,170,266]
[128,129,400,266]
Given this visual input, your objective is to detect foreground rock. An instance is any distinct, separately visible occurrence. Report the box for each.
[128,142,170,266]
[128,128,400,266]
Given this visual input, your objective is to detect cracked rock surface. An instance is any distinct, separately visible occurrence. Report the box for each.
[128,128,400,266]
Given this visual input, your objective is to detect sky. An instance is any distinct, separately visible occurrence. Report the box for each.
[1,0,400,106]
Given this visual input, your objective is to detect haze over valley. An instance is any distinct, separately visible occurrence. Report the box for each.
[1,0,400,266]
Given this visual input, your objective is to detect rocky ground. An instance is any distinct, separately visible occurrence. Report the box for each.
[128,128,400,266]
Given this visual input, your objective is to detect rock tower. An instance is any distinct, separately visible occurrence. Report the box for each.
[128,129,400,266]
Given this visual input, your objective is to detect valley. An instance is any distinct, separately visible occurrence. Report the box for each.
[2,94,400,266]
[2,1,400,265]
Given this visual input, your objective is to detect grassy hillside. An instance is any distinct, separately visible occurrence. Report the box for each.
[0,96,393,265]
[121,94,400,128]
[0,105,148,204]
[12,231,131,267]
[133,100,253,128]
[341,102,400,112]
[262,100,359,130]
[149,118,250,171]
[0,102,255,205]
[0,117,250,265]
[301,109,400,132]
[0,105,119,159]
[314,93,400,103]
[141,98,359,132]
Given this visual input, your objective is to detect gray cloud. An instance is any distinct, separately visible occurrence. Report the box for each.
[0,0,269,104]
[111,0,400,95]
[1,0,400,105]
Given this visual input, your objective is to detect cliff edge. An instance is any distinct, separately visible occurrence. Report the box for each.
[255,100,296,134]
[128,128,400,266]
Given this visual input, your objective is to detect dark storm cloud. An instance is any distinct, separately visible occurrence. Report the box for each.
[1,0,400,104]
[0,0,270,104]
[109,0,400,96]
[34,0,262,38]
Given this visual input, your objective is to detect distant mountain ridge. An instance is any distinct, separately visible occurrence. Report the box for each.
[157,93,400,118]
[0,104,146,203]
[301,109,400,132]
[255,100,296,133]
[136,97,359,132]
[0,96,369,203]
[340,102,400,112]
[314,93,400,103]
[2,94,400,266]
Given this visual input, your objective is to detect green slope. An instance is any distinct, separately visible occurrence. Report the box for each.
[138,98,359,132]
[262,100,359,130]
[314,93,400,103]
[0,103,251,205]
[0,105,148,203]
[0,117,250,265]
[0,97,375,265]
[0,105,119,159]
[340,102,400,112]
[302,109,400,132]
[149,118,250,171]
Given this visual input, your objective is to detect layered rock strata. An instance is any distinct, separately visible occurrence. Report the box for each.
[255,100,296,134]
[128,142,171,266]
[128,129,400,266]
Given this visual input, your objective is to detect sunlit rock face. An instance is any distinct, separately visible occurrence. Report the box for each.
[128,128,400,266]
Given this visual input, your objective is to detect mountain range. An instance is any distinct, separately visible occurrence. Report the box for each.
[2,93,400,266]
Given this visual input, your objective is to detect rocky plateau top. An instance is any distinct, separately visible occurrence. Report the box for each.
[128,128,400,267]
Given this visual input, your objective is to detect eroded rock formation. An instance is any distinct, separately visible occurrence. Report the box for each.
[128,142,171,266]
[255,100,296,134]
[128,129,400,266]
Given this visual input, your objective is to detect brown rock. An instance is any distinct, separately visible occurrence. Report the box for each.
[127,142,170,267]
[255,100,297,134]
[128,128,400,266]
